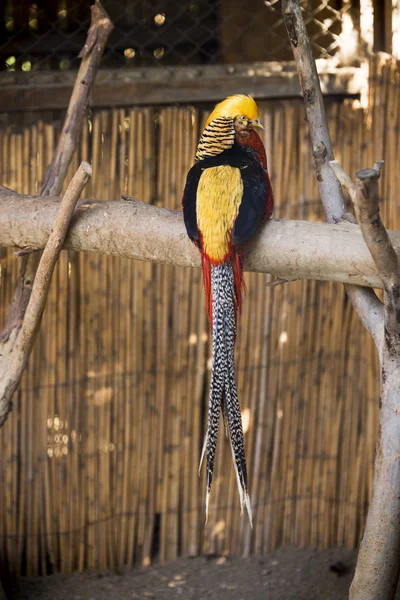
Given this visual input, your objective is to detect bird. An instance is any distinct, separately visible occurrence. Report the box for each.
[182,95,274,525]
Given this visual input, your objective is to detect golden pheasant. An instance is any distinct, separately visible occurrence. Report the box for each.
[182,95,274,524]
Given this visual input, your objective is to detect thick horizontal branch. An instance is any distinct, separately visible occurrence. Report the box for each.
[0,191,399,289]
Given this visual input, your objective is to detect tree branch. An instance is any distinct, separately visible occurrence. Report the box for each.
[300,20,400,600]
[40,1,113,197]
[281,0,383,347]
[0,190,399,289]
[0,163,92,427]
[344,285,384,352]
[355,167,398,284]
[329,159,357,204]
[282,0,344,223]
[330,160,385,349]
[0,0,113,426]
[345,166,400,600]
[2,0,112,333]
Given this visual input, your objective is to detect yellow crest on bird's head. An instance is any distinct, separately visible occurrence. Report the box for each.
[204,95,259,128]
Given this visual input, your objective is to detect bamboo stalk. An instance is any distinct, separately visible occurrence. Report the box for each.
[142,108,158,567]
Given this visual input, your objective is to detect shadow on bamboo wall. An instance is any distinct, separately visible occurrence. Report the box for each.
[0,55,399,576]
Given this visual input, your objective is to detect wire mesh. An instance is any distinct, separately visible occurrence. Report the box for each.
[0,0,357,72]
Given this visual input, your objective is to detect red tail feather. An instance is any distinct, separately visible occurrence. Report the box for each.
[232,249,245,321]
[201,252,212,324]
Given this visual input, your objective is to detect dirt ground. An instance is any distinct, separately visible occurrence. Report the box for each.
[8,547,372,600]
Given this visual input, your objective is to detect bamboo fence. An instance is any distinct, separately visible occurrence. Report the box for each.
[0,55,399,576]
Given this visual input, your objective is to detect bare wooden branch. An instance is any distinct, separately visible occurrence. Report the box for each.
[2,0,112,336]
[1,189,400,289]
[281,0,383,347]
[41,1,113,197]
[14,246,41,257]
[346,165,400,600]
[373,160,385,176]
[282,8,400,596]
[329,159,357,205]
[0,0,113,426]
[0,162,92,427]
[344,284,384,352]
[0,184,18,195]
[329,160,385,349]
[0,253,40,344]
[282,0,344,223]
[265,276,298,288]
[355,167,399,284]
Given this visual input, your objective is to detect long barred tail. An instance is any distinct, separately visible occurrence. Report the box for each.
[199,262,252,526]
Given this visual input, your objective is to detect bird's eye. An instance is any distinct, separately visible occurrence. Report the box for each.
[240,115,246,121]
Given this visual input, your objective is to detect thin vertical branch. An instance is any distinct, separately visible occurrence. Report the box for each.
[354,165,397,282]
[282,0,344,223]
[41,1,113,196]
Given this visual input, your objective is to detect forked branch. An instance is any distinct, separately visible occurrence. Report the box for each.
[348,165,400,600]
[282,2,400,599]
[0,163,92,426]
[330,160,384,350]
[281,0,383,347]
[0,0,113,427]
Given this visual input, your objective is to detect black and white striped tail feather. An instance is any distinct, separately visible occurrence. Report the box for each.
[199,262,252,526]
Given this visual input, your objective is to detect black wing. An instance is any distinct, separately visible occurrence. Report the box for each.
[182,146,268,247]
[182,162,202,244]
[232,160,268,246]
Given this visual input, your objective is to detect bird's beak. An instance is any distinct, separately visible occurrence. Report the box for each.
[251,118,264,130]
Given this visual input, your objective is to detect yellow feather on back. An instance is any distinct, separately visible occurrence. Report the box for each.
[196,165,243,262]
[204,94,259,128]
